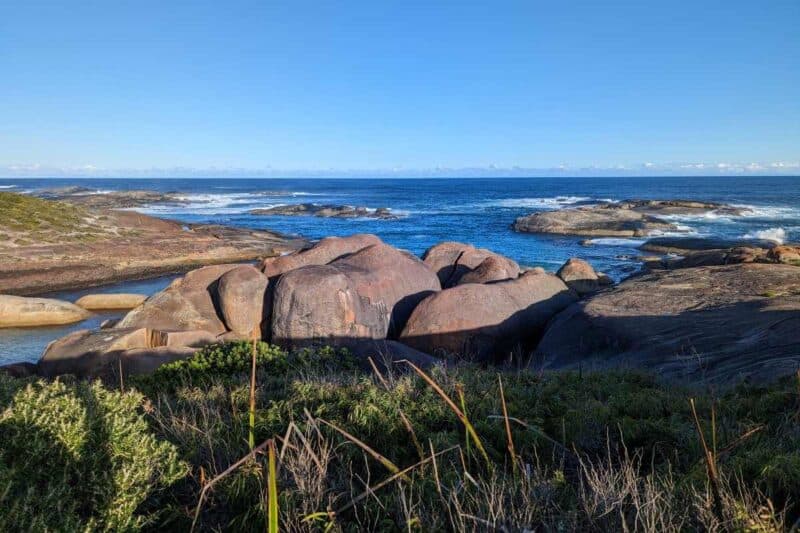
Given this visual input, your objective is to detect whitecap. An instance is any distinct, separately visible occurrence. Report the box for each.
[0,185,16,189]
[489,196,600,209]
[583,238,646,247]
[741,227,787,244]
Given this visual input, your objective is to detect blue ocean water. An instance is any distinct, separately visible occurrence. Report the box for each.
[1,176,799,363]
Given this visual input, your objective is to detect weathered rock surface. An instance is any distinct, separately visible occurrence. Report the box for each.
[116,264,241,335]
[0,192,304,295]
[557,258,600,295]
[217,265,269,336]
[422,242,521,288]
[345,339,438,370]
[0,295,91,328]
[458,256,519,285]
[513,200,748,238]
[271,243,440,345]
[640,238,800,270]
[513,205,679,237]
[534,263,800,384]
[38,326,214,378]
[640,236,778,255]
[251,203,397,219]
[400,270,577,360]
[35,188,188,209]
[75,293,147,310]
[262,234,382,278]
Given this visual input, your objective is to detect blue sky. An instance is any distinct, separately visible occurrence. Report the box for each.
[1,1,798,177]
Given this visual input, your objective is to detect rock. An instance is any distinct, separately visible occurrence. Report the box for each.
[100,318,119,329]
[400,270,577,360]
[36,188,188,209]
[75,293,148,310]
[251,203,397,219]
[118,347,197,376]
[616,199,749,217]
[422,242,520,288]
[39,328,151,377]
[217,265,269,336]
[513,205,679,237]
[533,263,800,384]
[641,236,778,255]
[261,234,382,278]
[38,326,215,378]
[116,264,241,335]
[148,329,218,348]
[271,243,440,345]
[0,362,38,378]
[271,265,386,345]
[597,273,614,286]
[458,256,519,285]
[769,245,800,265]
[345,339,439,371]
[0,295,91,328]
[556,258,600,295]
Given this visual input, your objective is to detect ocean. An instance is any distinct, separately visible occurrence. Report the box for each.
[1,176,799,364]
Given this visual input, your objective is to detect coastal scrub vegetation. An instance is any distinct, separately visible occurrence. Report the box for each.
[2,341,799,531]
[0,192,114,245]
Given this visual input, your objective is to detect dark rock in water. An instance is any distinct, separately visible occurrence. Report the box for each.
[400,270,577,361]
[641,236,778,254]
[533,263,800,385]
[35,188,188,209]
[250,203,398,219]
[513,199,748,238]
[513,205,680,237]
[422,241,520,288]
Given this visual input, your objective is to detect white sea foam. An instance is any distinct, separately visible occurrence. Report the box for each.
[490,196,602,209]
[742,227,787,244]
[0,185,16,189]
[583,238,646,247]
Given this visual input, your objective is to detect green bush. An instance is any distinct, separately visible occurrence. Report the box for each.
[0,374,187,532]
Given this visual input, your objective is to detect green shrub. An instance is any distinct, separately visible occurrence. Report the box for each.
[0,374,187,531]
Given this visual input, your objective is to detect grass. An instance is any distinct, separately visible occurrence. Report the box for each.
[3,341,799,531]
[0,191,115,245]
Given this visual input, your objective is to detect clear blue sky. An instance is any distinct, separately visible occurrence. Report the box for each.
[1,1,798,176]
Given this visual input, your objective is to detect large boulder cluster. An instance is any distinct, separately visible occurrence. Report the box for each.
[33,234,589,378]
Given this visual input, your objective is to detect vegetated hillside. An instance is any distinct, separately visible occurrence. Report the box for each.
[0,192,118,246]
[2,342,798,531]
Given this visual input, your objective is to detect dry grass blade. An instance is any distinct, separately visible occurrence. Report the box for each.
[498,375,517,473]
[368,356,425,462]
[329,445,460,517]
[486,414,577,459]
[190,439,273,532]
[402,360,491,467]
[317,418,411,482]
[689,398,726,526]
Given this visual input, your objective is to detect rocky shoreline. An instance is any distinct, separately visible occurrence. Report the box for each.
[513,199,750,237]
[2,192,798,387]
[0,191,305,295]
[2,228,796,386]
[251,203,398,219]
